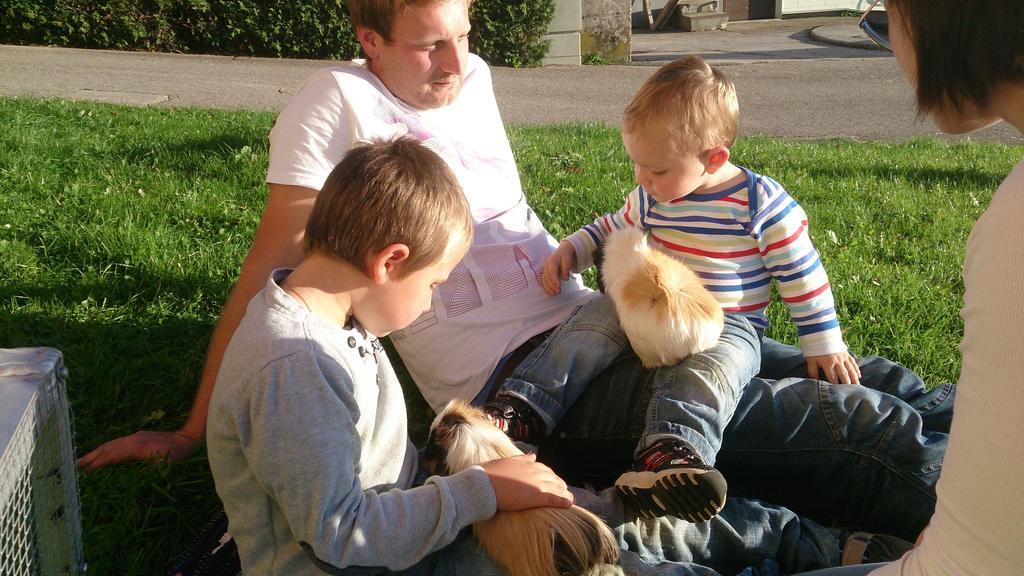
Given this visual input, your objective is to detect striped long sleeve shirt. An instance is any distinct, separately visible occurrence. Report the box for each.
[566,167,846,357]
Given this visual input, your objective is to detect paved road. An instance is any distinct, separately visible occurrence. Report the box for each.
[1,17,1019,143]
[494,17,1018,142]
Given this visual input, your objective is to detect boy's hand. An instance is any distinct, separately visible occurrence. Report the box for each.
[482,453,574,511]
[76,430,199,472]
[806,351,862,385]
[541,241,577,296]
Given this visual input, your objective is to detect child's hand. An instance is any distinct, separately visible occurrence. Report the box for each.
[806,351,862,385]
[541,241,577,296]
[482,453,574,511]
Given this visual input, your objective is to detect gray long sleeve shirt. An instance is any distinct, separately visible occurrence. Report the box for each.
[207,269,497,574]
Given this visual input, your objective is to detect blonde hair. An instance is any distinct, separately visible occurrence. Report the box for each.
[623,55,739,155]
[304,137,472,276]
[347,0,473,41]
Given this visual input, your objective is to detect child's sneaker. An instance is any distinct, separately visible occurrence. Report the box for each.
[614,438,727,522]
[481,395,544,444]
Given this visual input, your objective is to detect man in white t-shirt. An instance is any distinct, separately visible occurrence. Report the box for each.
[79,0,952,567]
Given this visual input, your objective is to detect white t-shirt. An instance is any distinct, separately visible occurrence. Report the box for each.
[267,55,592,410]
[871,158,1024,575]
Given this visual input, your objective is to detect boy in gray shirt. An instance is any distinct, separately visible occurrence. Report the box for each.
[206,137,574,574]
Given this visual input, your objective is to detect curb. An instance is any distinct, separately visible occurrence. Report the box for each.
[808,24,881,50]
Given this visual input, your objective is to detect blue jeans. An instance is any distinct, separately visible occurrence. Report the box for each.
[399,487,845,576]
[759,336,956,434]
[535,343,947,545]
[716,375,944,542]
[501,296,761,463]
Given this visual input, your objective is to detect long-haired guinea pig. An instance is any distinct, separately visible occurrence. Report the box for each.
[421,400,620,576]
[597,227,723,368]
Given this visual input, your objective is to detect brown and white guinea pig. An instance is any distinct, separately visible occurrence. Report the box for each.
[421,400,620,576]
[597,227,724,368]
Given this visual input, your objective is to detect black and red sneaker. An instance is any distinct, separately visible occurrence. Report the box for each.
[481,395,544,444]
[614,438,727,522]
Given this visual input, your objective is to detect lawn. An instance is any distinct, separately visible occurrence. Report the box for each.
[1,96,1019,574]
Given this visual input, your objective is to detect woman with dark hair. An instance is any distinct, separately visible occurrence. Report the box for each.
[798,1,1024,574]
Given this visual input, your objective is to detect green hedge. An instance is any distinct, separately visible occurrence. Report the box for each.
[0,0,555,67]
[470,0,554,68]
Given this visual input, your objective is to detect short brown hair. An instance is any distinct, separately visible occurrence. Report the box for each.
[623,55,739,155]
[347,0,473,40]
[304,137,472,276]
[888,0,1024,115]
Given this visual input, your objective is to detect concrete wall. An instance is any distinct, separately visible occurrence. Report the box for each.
[780,0,869,15]
[544,0,583,65]
[582,0,632,63]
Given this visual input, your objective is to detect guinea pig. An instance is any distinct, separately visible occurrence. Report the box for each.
[422,400,620,576]
[597,227,723,368]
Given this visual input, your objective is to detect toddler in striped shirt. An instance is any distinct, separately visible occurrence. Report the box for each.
[484,55,858,524]
[544,55,860,386]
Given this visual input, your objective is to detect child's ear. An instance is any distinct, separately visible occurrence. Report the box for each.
[702,146,731,174]
[368,244,411,284]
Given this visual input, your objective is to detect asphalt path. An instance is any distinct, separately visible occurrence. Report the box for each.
[1,23,1019,144]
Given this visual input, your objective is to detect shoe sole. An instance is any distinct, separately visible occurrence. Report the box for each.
[614,467,727,523]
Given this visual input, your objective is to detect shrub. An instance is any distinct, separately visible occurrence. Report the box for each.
[174,1,360,60]
[0,0,555,67]
[1,0,178,50]
[470,0,554,68]
[0,0,358,59]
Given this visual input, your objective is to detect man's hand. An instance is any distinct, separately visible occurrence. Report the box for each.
[541,241,577,296]
[76,430,199,472]
[482,453,574,511]
[76,184,316,474]
[806,351,862,385]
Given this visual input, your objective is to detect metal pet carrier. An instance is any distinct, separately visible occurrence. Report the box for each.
[0,347,84,575]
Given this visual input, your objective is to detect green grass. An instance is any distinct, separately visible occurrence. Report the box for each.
[1,96,1019,573]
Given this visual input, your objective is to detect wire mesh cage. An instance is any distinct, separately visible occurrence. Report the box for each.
[0,348,85,575]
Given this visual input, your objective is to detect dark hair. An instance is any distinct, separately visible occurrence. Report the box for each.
[889,0,1024,115]
[304,137,472,276]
